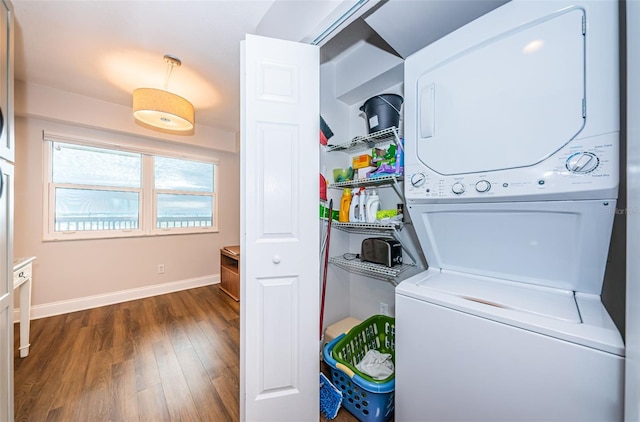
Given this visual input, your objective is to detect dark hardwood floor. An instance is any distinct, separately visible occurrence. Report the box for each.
[13,285,360,421]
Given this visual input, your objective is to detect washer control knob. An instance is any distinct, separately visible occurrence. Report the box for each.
[566,152,599,173]
[452,182,465,195]
[411,173,426,187]
[475,180,491,193]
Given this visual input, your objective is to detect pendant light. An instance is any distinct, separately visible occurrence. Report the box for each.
[133,54,195,132]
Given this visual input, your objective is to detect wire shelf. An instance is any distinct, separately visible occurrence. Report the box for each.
[326,127,401,154]
[329,256,414,283]
[328,174,402,189]
[331,221,401,235]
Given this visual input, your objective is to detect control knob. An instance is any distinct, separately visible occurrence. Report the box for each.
[411,173,426,187]
[452,182,465,195]
[475,180,491,193]
[566,152,599,174]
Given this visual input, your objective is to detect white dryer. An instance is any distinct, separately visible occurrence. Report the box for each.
[396,1,623,421]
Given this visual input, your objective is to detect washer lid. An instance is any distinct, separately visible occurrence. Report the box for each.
[409,200,616,295]
[416,8,585,175]
[416,270,581,323]
[396,268,625,356]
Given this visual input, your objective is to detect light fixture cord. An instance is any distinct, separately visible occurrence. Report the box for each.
[164,62,175,90]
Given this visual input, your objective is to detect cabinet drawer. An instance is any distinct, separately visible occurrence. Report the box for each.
[13,265,32,285]
[221,254,239,273]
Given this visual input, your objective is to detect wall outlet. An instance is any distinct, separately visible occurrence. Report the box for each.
[379,302,389,316]
[157,264,165,274]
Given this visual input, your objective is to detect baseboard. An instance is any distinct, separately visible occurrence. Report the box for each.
[14,274,220,322]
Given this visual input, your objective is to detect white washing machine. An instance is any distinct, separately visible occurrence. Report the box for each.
[397,1,624,421]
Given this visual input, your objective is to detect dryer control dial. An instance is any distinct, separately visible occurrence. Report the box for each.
[475,180,491,193]
[566,152,599,174]
[452,182,465,195]
[411,173,426,187]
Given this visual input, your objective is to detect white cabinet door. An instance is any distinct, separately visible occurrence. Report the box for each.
[0,2,13,420]
[0,1,13,163]
[0,161,13,422]
[240,34,319,421]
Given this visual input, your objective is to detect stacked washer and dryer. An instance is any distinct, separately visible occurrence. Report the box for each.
[396,1,623,421]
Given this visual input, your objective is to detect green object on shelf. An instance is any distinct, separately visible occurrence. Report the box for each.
[372,144,397,167]
[320,204,339,221]
[332,167,354,183]
[376,209,398,220]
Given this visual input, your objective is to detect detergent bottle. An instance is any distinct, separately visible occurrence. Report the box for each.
[349,188,360,222]
[358,188,367,222]
[366,189,381,223]
[339,189,352,222]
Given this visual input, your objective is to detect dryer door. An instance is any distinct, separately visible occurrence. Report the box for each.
[416,8,585,175]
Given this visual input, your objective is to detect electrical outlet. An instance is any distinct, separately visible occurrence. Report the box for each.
[157,264,165,274]
[379,302,389,316]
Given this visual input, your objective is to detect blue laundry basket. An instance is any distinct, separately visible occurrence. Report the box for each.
[323,315,395,422]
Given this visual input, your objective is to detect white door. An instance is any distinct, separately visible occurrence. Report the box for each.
[0,161,13,422]
[240,34,319,422]
[0,0,13,164]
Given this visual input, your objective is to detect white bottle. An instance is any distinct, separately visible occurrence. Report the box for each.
[358,188,367,222]
[349,188,360,222]
[366,189,381,223]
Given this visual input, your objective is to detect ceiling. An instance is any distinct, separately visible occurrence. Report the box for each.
[11,0,276,134]
[11,0,507,136]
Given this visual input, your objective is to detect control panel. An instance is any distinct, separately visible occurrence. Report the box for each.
[406,134,618,201]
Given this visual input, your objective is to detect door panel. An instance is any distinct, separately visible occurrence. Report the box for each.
[0,1,13,163]
[0,161,13,422]
[240,34,319,422]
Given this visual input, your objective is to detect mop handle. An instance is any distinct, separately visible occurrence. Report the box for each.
[320,199,333,339]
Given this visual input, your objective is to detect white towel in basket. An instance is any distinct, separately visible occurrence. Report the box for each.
[355,349,394,380]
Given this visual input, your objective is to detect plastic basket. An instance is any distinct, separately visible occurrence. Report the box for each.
[323,315,395,422]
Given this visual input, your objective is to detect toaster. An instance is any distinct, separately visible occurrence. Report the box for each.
[360,237,403,267]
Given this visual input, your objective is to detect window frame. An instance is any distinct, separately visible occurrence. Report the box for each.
[42,132,219,241]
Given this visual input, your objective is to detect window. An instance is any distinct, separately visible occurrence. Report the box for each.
[154,156,214,229]
[51,143,142,233]
[43,133,218,240]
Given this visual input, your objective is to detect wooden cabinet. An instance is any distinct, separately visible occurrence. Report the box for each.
[220,246,240,301]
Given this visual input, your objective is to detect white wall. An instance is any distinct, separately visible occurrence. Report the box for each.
[13,82,240,318]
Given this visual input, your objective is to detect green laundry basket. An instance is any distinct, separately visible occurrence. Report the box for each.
[323,315,395,422]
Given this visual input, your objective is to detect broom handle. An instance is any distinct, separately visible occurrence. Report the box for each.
[320,199,333,340]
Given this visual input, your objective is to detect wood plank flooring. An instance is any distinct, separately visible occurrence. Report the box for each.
[13,285,361,421]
